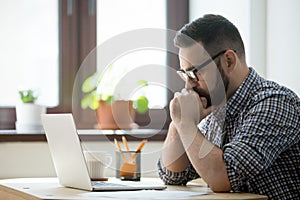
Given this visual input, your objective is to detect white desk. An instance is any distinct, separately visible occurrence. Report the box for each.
[0,177,267,200]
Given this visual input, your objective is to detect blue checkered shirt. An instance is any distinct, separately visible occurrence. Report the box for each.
[158,68,300,199]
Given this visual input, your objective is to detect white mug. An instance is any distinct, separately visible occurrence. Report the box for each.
[83,151,112,179]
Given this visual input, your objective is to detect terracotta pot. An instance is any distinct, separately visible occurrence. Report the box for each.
[96,100,135,130]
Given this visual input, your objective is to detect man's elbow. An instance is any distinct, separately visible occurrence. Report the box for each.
[209,182,231,193]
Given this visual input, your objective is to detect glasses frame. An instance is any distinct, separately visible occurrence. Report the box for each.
[177,50,230,82]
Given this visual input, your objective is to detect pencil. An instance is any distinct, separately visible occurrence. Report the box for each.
[122,136,132,157]
[114,138,127,162]
[129,139,147,162]
[136,139,147,152]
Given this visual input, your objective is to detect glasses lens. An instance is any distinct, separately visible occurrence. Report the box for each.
[186,70,198,82]
[177,69,199,82]
[177,70,188,81]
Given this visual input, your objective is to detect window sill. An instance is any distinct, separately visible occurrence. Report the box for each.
[0,129,167,142]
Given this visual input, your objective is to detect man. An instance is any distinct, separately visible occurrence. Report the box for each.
[158,14,299,199]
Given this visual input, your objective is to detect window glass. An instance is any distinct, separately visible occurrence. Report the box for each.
[0,0,59,107]
[97,0,167,108]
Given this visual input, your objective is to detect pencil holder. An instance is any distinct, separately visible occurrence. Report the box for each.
[116,151,141,181]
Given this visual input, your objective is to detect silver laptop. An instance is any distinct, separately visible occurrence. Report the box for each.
[41,113,166,191]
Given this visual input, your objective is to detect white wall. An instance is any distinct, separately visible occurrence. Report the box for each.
[0,141,164,179]
[266,0,300,95]
[189,0,300,95]
[0,142,56,178]
[189,0,252,72]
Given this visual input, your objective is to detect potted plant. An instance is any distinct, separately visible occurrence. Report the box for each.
[15,89,46,133]
[81,65,149,130]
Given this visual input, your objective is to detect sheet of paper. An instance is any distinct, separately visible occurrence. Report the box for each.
[79,190,208,199]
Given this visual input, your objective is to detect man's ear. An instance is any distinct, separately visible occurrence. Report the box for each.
[224,50,237,73]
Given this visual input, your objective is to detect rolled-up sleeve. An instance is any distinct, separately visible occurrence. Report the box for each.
[223,142,265,191]
[223,95,299,192]
[157,158,200,185]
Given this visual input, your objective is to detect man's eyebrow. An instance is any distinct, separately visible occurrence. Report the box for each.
[186,66,195,71]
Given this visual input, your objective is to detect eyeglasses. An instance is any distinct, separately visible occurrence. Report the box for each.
[177,50,227,82]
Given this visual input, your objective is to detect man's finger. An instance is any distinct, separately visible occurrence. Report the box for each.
[181,88,193,94]
[174,92,181,97]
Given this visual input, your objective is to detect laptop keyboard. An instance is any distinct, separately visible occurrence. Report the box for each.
[92,181,127,188]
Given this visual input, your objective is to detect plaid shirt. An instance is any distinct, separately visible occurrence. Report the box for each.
[158,68,300,199]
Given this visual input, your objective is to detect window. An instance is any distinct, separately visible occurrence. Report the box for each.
[0,0,97,129]
[97,0,167,108]
[0,0,188,130]
[0,1,59,107]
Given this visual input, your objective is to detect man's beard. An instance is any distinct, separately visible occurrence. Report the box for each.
[193,61,229,108]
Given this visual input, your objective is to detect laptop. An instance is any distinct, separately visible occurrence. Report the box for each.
[41,113,166,191]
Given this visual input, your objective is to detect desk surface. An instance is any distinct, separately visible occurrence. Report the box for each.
[0,178,267,200]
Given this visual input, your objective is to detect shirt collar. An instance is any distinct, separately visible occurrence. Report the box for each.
[225,67,258,117]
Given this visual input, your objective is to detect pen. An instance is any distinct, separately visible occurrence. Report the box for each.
[114,138,127,162]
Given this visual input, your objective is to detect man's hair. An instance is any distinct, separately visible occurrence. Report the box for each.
[174,14,245,60]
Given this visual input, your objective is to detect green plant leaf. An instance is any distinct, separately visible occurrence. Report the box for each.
[81,66,150,111]
[102,95,114,104]
[89,98,99,110]
[137,80,148,87]
[82,75,97,93]
[19,90,37,103]
[135,96,149,114]
[81,95,91,109]
[81,92,100,110]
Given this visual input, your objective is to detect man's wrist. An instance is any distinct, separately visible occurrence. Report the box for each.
[176,120,198,135]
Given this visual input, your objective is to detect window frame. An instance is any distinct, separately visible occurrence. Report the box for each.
[0,0,188,131]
